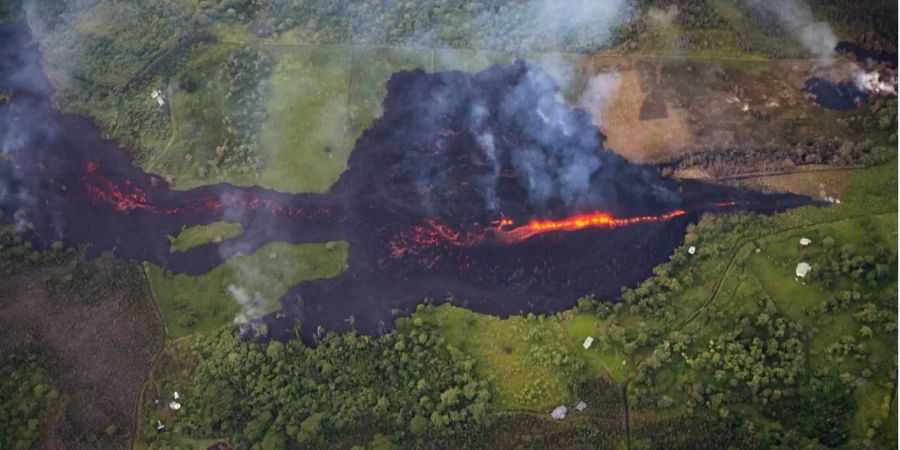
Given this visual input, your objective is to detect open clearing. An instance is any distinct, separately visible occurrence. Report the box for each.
[147,241,348,338]
[168,221,245,253]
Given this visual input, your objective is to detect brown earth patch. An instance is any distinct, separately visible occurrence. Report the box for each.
[597,69,694,163]
[0,253,163,449]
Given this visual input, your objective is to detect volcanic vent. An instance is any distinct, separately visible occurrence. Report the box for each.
[0,23,813,343]
[280,62,812,341]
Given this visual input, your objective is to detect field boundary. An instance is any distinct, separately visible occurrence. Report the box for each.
[129,266,169,450]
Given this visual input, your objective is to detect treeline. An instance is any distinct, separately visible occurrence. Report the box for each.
[626,214,896,448]
[141,316,492,449]
[197,0,632,53]
[0,228,74,274]
[673,99,898,177]
[0,353,59,450]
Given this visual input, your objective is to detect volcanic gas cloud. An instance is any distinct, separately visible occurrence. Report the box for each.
[0,23,813,343]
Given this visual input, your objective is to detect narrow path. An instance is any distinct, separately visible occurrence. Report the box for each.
[145,84,179,173]
[129,267,169,450]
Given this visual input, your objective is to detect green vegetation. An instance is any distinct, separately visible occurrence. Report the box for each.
[168,222,245,253]
[416,304,624,410]
[0,227,71,273]
[348,46,432,136]
[6,2,898,448]
[140,319,491,449]
[0,355,59,450]
[256,46,352,193]
[147,241,348,338]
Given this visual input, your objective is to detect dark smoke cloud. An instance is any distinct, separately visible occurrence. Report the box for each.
[367,61,681,221]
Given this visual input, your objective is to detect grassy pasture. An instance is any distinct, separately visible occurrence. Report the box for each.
[256,45,353,193]
[147,241,348,339]
[416,304,625,411]
[167,221,245,253]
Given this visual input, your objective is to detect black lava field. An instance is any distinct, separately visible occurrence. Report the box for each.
[0,23,815,342]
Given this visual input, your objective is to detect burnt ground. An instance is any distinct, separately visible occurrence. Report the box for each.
[1,22,814,344]
[0,253,163,449]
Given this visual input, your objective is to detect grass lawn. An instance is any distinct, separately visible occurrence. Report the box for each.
[256,45,352,193]
[417,304,624,411]
[433,48,513,73]
[167,221,244,253]
[146,241,348,339]
[348,46,432,137]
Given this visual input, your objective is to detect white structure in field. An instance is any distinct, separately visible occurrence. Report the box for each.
[169,401,181,410]
[688,246,696,255]
[150,89,165,106]
[795,262,811,279]
[156,420,165,431]
[800,237,812,246]
[575,401,587,411]
[550,405,567,420]
[583,336,594,349]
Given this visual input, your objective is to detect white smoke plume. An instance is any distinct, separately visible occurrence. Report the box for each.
[853,70,897,96]
[228,284,267,325]
[742,0,838,63]
[579,72,622,128]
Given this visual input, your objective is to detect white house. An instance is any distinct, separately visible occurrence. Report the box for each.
[575,401,587,411]
[550,405,567,420]
[799,237,812,246]
[688,246,697,255]
[583,336,594,349]
[796,262,811,278]
[150,89,165,106]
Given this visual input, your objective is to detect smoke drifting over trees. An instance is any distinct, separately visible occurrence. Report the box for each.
[741,0,838,62]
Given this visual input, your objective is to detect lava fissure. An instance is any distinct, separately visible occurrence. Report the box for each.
[0,22,816,343]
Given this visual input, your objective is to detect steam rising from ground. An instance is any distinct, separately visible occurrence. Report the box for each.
[228,285,267,326]
[0,22,56,232]
[580,72,622,128]
[742,0,896,99]
[741,0,838,63]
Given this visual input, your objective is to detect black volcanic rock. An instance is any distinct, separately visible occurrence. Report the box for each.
[0,22,815,344]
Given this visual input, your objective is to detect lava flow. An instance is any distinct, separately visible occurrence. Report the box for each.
[0,21,818,344]
[493,209,687,244]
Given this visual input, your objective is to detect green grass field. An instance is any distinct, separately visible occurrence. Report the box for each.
[255,45,353,193]
[147,241,348,339]
[416,304,628,410]
[167,222,245,253]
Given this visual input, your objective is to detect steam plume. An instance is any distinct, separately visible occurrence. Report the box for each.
[741,0,837,63]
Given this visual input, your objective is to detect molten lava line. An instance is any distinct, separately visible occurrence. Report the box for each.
[80,161,331,218]
[493,209,687,244]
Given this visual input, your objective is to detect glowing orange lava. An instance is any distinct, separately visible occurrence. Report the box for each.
[494,209,687,243]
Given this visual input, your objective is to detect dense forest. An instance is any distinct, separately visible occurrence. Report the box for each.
[141,317,492,449]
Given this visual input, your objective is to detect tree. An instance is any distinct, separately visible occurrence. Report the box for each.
[409,415,428,437]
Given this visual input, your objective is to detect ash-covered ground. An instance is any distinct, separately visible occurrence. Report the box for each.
[0,23,814,343]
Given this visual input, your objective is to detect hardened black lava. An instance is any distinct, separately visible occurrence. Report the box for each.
[0,23,815,344]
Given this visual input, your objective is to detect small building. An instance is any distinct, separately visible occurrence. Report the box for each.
[150,89,165,106]
[795,262,811,278]
[156,420,165,431]
[550,405,567,420]
[575,401,587,411]
[799,237,812,246]
[173,391,180,400]
[688,246,696,255]
[583,336,594,349]
[169,401,181,410]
